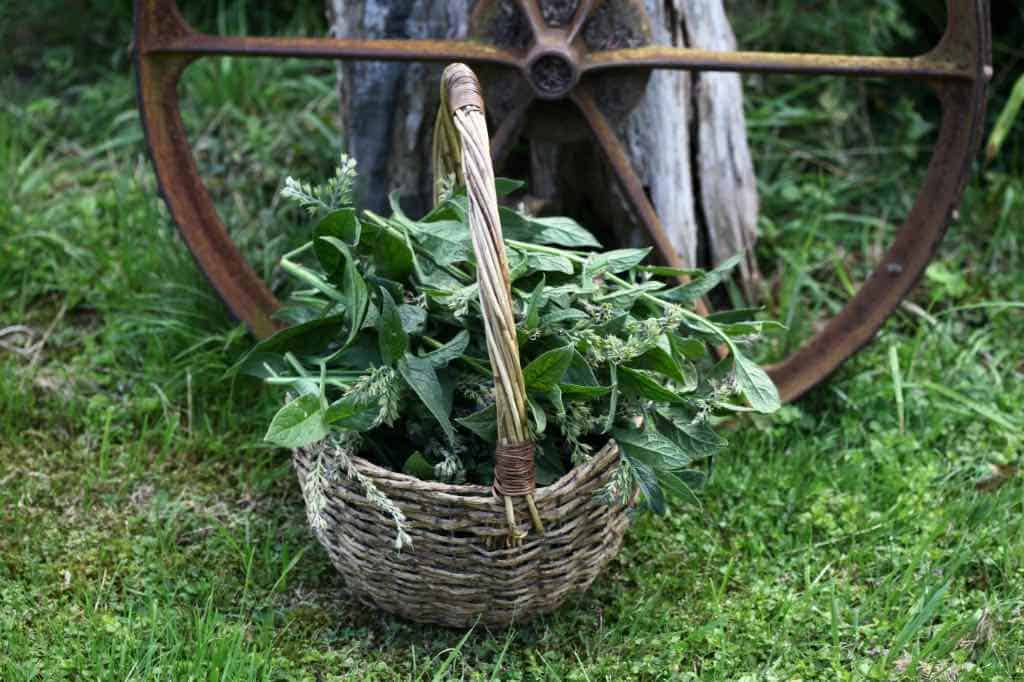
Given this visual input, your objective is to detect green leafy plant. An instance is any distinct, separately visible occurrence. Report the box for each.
[235,156,780,514]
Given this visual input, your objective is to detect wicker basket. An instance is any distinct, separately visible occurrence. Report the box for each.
[293,64,630,628]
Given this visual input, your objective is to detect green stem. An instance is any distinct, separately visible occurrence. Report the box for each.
[281,241,315,261]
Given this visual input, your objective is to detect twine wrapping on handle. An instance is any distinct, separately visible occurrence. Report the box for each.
[435,64,544,544]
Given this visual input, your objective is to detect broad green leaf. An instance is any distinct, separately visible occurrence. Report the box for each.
[522,345,574,392]
[500,208,602,248]
[731,347,781,413]
[403,452,435,480]
[340,244,370,348]
[527,396,547,435]
[398,353,455,443]
[540,308,589,325]
[227,315,345,376]
[363,220,414,280]
[668,333,707,360]
[632,339,686,384]
[559,383,612,398]
[547,384,565,416]
[656,409,726,459]
[624,456,665,514]
[456,404,497,442]
[265,394,327,448]
[658,469,702,506]
[417,258,465,291]
[618,366,684,403]
[398,304,428,335]
[527,215,602,248]
[584,248,651,278]
[506,249,530,280]
[613,426,692,470]
[410,220,472,265]
[421,331,470,369]
[314,208,360,275]
[323,392,378,432]
[377,289,408,364]
[495,177,526,196]
[657,253,743,303]
[324,332,382,370]
[525,251,574,274]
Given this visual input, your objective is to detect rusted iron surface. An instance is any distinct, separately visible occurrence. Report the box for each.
[134,0,990,402]
[764,0,991,402]
[581,46,973,80]
[150,33,524,68]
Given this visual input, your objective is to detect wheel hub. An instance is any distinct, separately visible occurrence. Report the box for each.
[470,0,653,141]
[527,49,579,99]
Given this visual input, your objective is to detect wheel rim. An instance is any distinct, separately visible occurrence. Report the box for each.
[133,0,991,402]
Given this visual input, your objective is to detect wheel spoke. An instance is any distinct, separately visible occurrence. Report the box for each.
[571,88,710,316]
[514,0,547,42]
[566,0,597,44]
[582,46,973,81]
[142,33,525,69]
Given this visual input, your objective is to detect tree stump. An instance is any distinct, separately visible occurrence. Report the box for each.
[326,0,759,278]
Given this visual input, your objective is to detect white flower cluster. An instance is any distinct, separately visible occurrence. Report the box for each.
[281,154,358,215]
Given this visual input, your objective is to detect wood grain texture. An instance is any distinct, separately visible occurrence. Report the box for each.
[326,0,470,216]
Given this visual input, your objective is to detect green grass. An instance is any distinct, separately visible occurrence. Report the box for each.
[2,1,1023,679]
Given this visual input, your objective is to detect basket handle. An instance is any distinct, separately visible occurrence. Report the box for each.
[435,64,544,543]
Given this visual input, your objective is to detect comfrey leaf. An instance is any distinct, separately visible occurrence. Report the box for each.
[618,366,685,404]
[265,394,327,448]
[657,252,744,303]
[731,347,781,413]
[584,248,651,278]
[409,220,472,266]
[500,207,602,248]
[525,251,574,275]
[324,392,378,432]
[656,409,727,459]
[421,330,470,369]
[377,289,408,364]
[402,452,435,480]
[631,339,686,385]
[314,208,361,275]
[613,426,692,470]
[522,345,574,392]
[340,244,370,349]
[398,353,455,443]
[362,219,414,280]
[228,315,345,376]
[495,177,526,196]
[657,470,703,506]
[527,396,548,435]
[456,404,497,442]
[627,457,666,515]
[524,277,546,331]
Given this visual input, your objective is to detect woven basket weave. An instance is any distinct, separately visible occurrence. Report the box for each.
[293,64,630,628]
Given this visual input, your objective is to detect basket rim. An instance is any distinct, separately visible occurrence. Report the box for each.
[305,438,620,501]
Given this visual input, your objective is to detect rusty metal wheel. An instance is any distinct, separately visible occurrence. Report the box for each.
[134,0,990,403]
